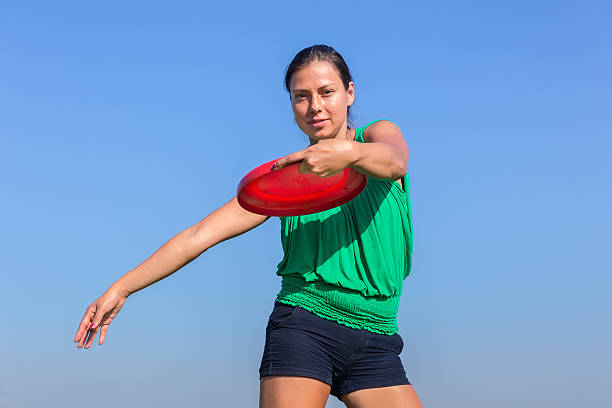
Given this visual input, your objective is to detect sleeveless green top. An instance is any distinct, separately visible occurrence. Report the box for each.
[275,120,413,335]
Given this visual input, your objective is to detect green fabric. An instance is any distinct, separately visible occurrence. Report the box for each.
[275,120,413,335]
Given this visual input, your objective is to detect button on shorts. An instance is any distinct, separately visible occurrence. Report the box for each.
[259,300,411,399]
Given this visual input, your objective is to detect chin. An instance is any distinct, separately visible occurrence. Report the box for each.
[298,120,336,140]
[312,124,336,137]
[300,126,325,139]
[309,131,333,141]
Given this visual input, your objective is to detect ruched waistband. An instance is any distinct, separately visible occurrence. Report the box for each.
[275,275,400,335]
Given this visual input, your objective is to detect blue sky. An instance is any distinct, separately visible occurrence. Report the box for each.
[1,1,610,407]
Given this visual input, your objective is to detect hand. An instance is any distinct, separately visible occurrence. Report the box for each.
[273,139,358,177]
[74,287,128,349]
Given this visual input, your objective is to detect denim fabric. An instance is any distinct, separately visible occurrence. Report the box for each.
[259,301,411,398]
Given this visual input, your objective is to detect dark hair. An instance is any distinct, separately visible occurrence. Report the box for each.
[284,45,354,127]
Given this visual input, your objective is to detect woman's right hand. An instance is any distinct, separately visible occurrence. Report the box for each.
[74,287,128,349]
[72,196,269,350]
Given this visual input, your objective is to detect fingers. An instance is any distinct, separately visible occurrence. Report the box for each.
[90,306,106,335]
[84,325,101,349]
[274,152,341,177]
[78,321,96,349]
[298,160,311,174]
[273,149,308,169]
[83,304,107,348]
[74,306,95,347]
[99,324,110,345]
[78,324,93,348]
[75,303,106,349]
[82,319,102,349]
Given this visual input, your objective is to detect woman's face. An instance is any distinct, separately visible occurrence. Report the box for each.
[289,60,355,143]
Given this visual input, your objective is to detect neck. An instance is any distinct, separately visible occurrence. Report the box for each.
[308,123,351,145]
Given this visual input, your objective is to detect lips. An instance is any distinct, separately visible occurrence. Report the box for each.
[309,118,328,127]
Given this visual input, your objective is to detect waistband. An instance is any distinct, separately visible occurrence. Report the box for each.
[275,275,400,335]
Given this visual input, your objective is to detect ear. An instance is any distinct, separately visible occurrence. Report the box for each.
[346,81,355,107]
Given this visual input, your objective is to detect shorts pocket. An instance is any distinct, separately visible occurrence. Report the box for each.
[267,301,300,329]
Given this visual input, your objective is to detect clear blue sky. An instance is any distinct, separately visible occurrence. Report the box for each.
[1,1,610,407]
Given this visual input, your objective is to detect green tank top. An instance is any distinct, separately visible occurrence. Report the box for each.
[275,120,413,335]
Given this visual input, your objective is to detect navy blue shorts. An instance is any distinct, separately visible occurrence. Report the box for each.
[259,300,411,398]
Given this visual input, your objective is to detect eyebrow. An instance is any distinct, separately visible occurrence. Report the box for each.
[292,83,337,93]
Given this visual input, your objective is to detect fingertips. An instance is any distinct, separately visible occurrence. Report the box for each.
[83,323,100,348]
[75,327,87,347]
[79,332,89,348]
[82,330,92,348]
[298,162,309,174]
[85,328,98,349]
[99,326,108,345]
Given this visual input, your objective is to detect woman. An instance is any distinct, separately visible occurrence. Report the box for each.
[74,44,422,408]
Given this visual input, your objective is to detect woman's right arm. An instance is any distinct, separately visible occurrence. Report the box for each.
[74,195,269,349]
[111,195,269,298]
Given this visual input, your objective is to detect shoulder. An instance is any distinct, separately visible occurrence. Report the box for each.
[362,120,404,143]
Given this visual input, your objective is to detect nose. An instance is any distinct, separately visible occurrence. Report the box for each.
[310,94,322,113]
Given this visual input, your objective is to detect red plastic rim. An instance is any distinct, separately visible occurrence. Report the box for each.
[236,158,367,216]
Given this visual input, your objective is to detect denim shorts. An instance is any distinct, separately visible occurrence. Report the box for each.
[259,300,411,398]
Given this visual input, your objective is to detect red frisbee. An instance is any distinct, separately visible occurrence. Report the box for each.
[237,158,367,216]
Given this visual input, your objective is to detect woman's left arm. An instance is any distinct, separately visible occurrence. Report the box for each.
[350,120,409,180]
[273,120,409,180]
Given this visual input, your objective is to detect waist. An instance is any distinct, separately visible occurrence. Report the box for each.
[276,275,400,335]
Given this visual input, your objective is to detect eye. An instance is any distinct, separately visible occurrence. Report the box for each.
[294,93,307,100]
[323,89,334,95]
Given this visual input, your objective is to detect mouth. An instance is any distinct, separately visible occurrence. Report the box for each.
[308,118,328,128]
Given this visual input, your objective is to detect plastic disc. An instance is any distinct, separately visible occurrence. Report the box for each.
[236,158,367,216]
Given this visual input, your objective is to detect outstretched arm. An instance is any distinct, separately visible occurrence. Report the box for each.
[75,196,268,348]
[111,196,269,298]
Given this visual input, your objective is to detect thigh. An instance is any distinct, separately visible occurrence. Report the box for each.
[331,332,410,398]
[340,384,423,408]
[259,302,351,385]
[260,376,331,408]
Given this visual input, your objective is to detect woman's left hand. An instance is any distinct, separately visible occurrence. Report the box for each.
[273,139,358,177]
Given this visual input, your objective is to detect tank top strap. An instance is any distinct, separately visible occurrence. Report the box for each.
[354,119,395,143]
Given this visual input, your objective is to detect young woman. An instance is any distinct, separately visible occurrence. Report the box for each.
[74,45,422,408]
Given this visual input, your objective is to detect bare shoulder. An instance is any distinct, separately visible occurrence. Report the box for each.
[362,120,404,143]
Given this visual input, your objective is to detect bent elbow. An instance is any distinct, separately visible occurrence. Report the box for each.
[390,157,408,180]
